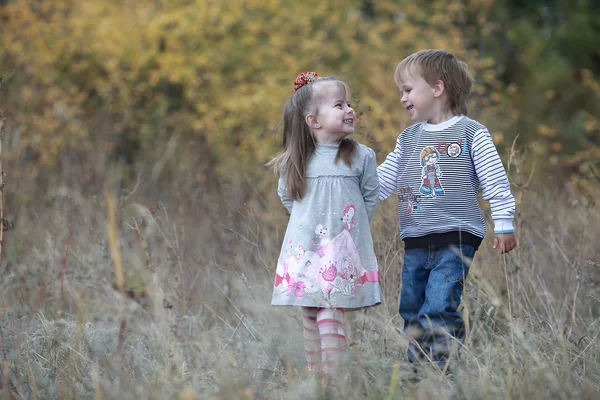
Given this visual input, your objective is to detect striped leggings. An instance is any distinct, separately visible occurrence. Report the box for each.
[302,307,346,379]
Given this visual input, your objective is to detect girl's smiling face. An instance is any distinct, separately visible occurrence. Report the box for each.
[309,82,356,144]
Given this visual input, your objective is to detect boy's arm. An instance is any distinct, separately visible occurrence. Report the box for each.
[377,136,402,201]
[471,128,516,234]
[360,147,380,222]
[277,173,294,214]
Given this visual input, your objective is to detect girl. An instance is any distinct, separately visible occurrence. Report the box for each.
[269,72,381,384]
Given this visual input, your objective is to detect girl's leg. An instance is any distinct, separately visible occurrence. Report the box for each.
[317,308,346,382]
[302,307,322,372]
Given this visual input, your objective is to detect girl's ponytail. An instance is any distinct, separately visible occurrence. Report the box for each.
[268,81,316,200]
[335,137,358,167]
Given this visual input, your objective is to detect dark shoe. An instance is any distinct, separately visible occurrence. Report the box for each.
[408,367,421,384]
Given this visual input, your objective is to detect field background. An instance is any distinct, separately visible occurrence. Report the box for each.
[0,0,600,398]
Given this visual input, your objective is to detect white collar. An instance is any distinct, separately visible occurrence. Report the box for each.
[422,115,464,132]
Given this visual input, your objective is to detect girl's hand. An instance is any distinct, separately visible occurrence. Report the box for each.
[493,232,517,254]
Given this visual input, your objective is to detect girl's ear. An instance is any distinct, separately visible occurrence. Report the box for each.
[432,80,445,98]
[305,114,321,129]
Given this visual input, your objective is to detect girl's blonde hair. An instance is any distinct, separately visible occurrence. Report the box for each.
[268,76,357,200]
[395,49,474,116]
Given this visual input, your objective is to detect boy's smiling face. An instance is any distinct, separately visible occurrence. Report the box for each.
[398,72,439,123]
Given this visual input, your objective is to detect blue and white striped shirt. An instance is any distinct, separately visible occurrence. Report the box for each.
[378,115,515,248]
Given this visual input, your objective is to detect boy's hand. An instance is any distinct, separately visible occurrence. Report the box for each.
[493,232,517,254]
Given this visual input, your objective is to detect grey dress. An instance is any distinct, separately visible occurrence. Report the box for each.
[271,143,382,309]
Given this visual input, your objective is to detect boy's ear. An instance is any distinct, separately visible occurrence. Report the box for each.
[432,80,445,98]
[305,114,321,129]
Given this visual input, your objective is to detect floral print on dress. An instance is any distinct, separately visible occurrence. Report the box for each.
[273,204,379,304]
[341,203,356,232]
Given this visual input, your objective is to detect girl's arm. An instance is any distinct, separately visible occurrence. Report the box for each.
[377,136,402,201]
[360,147,380,222]
[277,173,294,214]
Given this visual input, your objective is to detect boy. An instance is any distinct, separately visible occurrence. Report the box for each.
[378,49,517,366]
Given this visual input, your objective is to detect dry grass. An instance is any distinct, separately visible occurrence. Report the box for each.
[0,161,598,400]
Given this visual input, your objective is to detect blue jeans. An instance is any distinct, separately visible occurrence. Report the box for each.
[400,244,475,364]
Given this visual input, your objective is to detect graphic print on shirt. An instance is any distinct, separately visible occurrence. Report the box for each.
[419,146,445,197]
[447,143,462,157]
[401,139,466,212]
[273,204,379,300]
[437,138,467,159]
[398,184,424,215]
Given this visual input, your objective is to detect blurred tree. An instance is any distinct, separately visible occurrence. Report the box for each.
[0,0,597,201]
[460,0,600,190]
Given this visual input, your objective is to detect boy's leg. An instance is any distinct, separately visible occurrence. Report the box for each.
[302,307,322,372]
[400,247,430,363]
[418,244,475,364]
[317,308,346,382]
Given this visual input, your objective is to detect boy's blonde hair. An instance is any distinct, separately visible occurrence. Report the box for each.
[394,49,474,116]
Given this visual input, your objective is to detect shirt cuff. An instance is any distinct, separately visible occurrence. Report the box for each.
[493,219,514,234]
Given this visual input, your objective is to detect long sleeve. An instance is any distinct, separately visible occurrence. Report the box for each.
[472,128,516,233]
[360,147,380,221]
[377,136,403,201]
[277,172,294,214]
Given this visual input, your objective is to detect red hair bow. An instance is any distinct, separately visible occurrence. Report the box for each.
[293,71,320,92]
